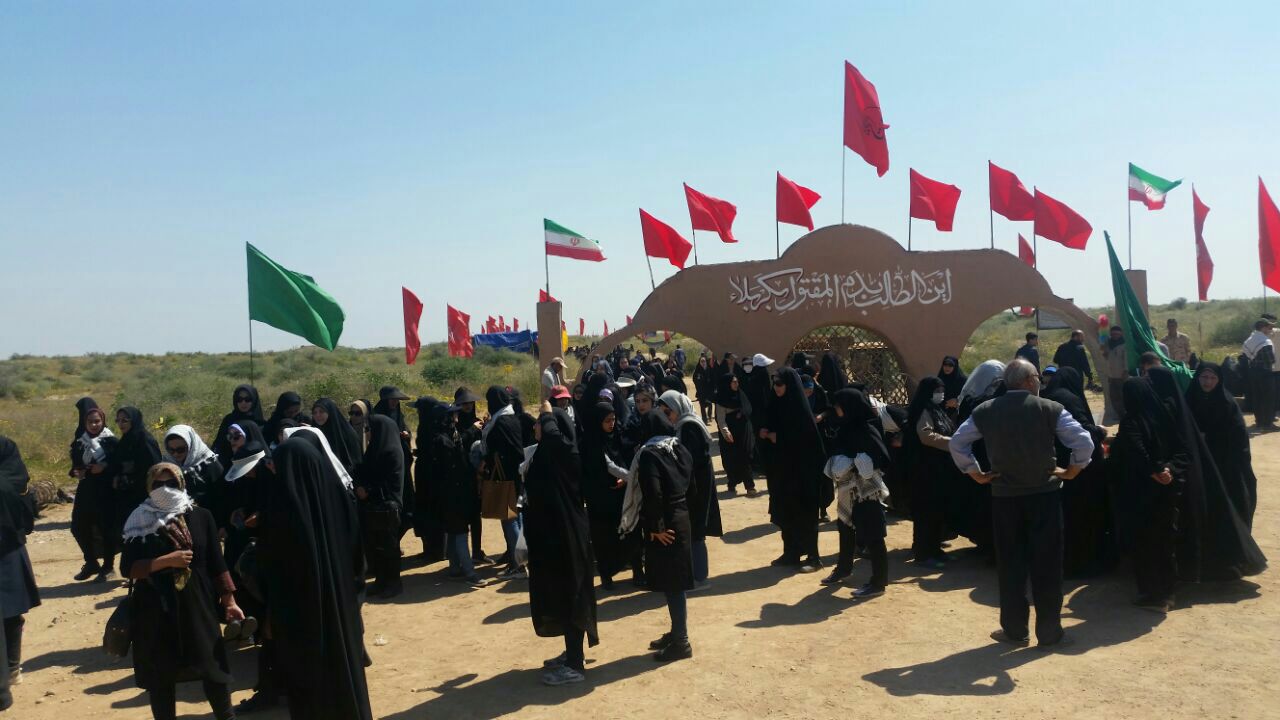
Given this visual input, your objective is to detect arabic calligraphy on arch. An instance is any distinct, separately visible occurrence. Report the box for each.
[728,267,953,314]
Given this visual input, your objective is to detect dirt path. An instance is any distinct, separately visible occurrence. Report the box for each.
[11,428,1280,719]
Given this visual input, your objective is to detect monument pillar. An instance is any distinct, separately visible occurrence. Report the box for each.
[536,301,563,371]
[1124,269,1149,322]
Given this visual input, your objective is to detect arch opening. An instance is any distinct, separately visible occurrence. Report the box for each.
[789,323,911,405]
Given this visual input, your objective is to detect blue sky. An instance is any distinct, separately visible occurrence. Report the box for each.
[2,2,1277,356]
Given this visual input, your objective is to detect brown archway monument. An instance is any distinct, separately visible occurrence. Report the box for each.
[555,224,1108,408]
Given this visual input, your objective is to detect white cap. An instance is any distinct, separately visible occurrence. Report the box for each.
[752,353,775,367]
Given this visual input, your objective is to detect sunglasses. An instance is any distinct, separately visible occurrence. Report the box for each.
[235,396,253,403]
[166,445,188,455]
[156,478,181,489]
[349,410,364,417]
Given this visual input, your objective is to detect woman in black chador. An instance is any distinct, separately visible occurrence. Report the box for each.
[759,367,826,572]
[1186,363,1258,528]
[0,436,41,711]
[311,397,364,474]
[108,406,162,542]
[659,390,722,587]
[903,377,954,569]
[412,397,447,563]
[69,401,118,581]
[579,402,633,588]
[260,436,372,720]
[121,462,244,720]
[822,389,891,598]
[1043,367,1113,577]
[714,372,756,496]
[524,406,599,686]
[262,392,302,448]
[211,385,264,468]
[357,415,406,599]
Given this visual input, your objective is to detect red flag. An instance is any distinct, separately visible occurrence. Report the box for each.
[447,305,473,358]
[603,320,609,335]
[513,318,519,332]
[1033,189,1092,250]
[401,287,423,365]
[626,315,633,325]
[1192,187,1213,302]
[1260,178,1280,294]
[842,61,889,177]
[499,315,506,332]
[1017,234,1035,267]
[684,183,738,243]
[777,172,821,230]
[486,316,496,334]
[908,169,962,231]
[560,320,566,332]
[989,161,1035,221]
[578,318,585,336]
[538,289,557,303]
[639,209,693,269]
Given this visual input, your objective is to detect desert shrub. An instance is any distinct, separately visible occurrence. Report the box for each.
[1169,297,1188,310]
[1209,312,1257,348]
[420,356,481,387]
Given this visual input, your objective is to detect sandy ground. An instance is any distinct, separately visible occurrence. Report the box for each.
[10,423,1280,720]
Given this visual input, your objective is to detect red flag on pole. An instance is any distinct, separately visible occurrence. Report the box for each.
[842,61,889,177]
[401,287,423,365]
[603,320,609,335]
[538,289,557,303]
[684,183,738,244]
[447,305,472,358]
[1260,178,1280,294]
[513,318,519,332]
[1192,187,1213,302]
[777,172,821,230]
[486,316,496,334]
[1018,234,1035,267]
[640,209,693,269]
[1033,189,1092,250]
[908,169,962,231]
[989,161,1035,221]
[579,318,585,336]
[626,315,633,325]
[498,315,506,332]
[560,320,566,332]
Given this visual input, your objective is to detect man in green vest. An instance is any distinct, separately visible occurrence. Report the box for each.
[948,358,1094,649]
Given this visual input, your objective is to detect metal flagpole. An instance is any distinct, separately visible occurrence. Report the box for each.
[544,241,551,297]
[907,216,913,252]
[691,226,698,265]
[645,253,656,290]
[988,197,995,249]
[1127,182,1134,269]
[248,317,255,385]
[841,148,846,224]
[246,250,255,385]
[775,221,780,259]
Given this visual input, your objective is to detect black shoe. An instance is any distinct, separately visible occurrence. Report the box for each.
[0,688,10,712]
[1036,633,1074,651]
[746,488,760,498]
[989,629,1030,646]
[366,582,385,597]
[654,638,693,662]
[472,553,494,566]
[798,558,823,574]
[601,577,615,591]
[378,582,404,599]
[648,632,673,650]
[852,583,885,599]
[74,562,100,581]
[94,568,114,583]
[771,554,802,567]
[820,568,851,585]
[236,691,279,714]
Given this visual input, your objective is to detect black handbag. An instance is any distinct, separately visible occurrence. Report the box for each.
[102,582,133,657]
[361,501,400,533]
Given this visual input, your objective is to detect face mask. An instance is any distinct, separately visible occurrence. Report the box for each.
[931,391,945,405]
[149,485,188,511]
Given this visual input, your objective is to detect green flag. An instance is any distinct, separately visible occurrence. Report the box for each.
[246,242,345,351]
[1104,232,1192,390]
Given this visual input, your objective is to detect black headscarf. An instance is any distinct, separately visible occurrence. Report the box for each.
[938,356,967,400]
[73,396,100,439]
[373,387,408,433]
[714,371,751,416]
[1186,363,1236,430]
[0,436,34,553]
[905,377,953,449]
[817,353,847,393]
[660,374,688,396]
[831,388,889,469]
[234,420,267,459]
[638,407,677,442]
[1044,367,1092,427]
[264,391,303,444]
[260,436,371,720]
[413,396,441,447]
[112,406,162,480]
[790,352,814,376]
[313,398,363,471]
[486,385,512,416]
[213,385,266,462]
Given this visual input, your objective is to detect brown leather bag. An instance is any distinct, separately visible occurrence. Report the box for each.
[479,458,517,521]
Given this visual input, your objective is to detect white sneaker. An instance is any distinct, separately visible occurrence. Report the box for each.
[540,665,584,686]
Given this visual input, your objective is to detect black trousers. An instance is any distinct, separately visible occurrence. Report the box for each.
[564,629,585,672]
[852,501,889,588]
[469,510,485,558]
[781,517,819,562]
[910,470,946,562]
[991,491,1064,644]
[698,399,713,423]
[1249,368,1276,425]
[361,508,402,590]
[1134,487,1181,602]
[71,487,115,569]
[147,680,234,720]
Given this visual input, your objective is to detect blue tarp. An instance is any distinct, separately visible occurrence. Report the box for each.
[472,330,539,353]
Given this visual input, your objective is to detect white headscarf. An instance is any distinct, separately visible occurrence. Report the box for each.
[658,390,712,443]
[79,425,115,466]
[1243,330,1274,361]
[959,360,1006,402]
[162,425,217,471]
[283,426,355,490]
[123,462,197,541]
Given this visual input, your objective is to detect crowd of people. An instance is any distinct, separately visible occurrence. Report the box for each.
[0,324,1270,714]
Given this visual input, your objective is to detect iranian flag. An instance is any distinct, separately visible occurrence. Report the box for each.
[545,218,606,261]
[1128,163,1182,210]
